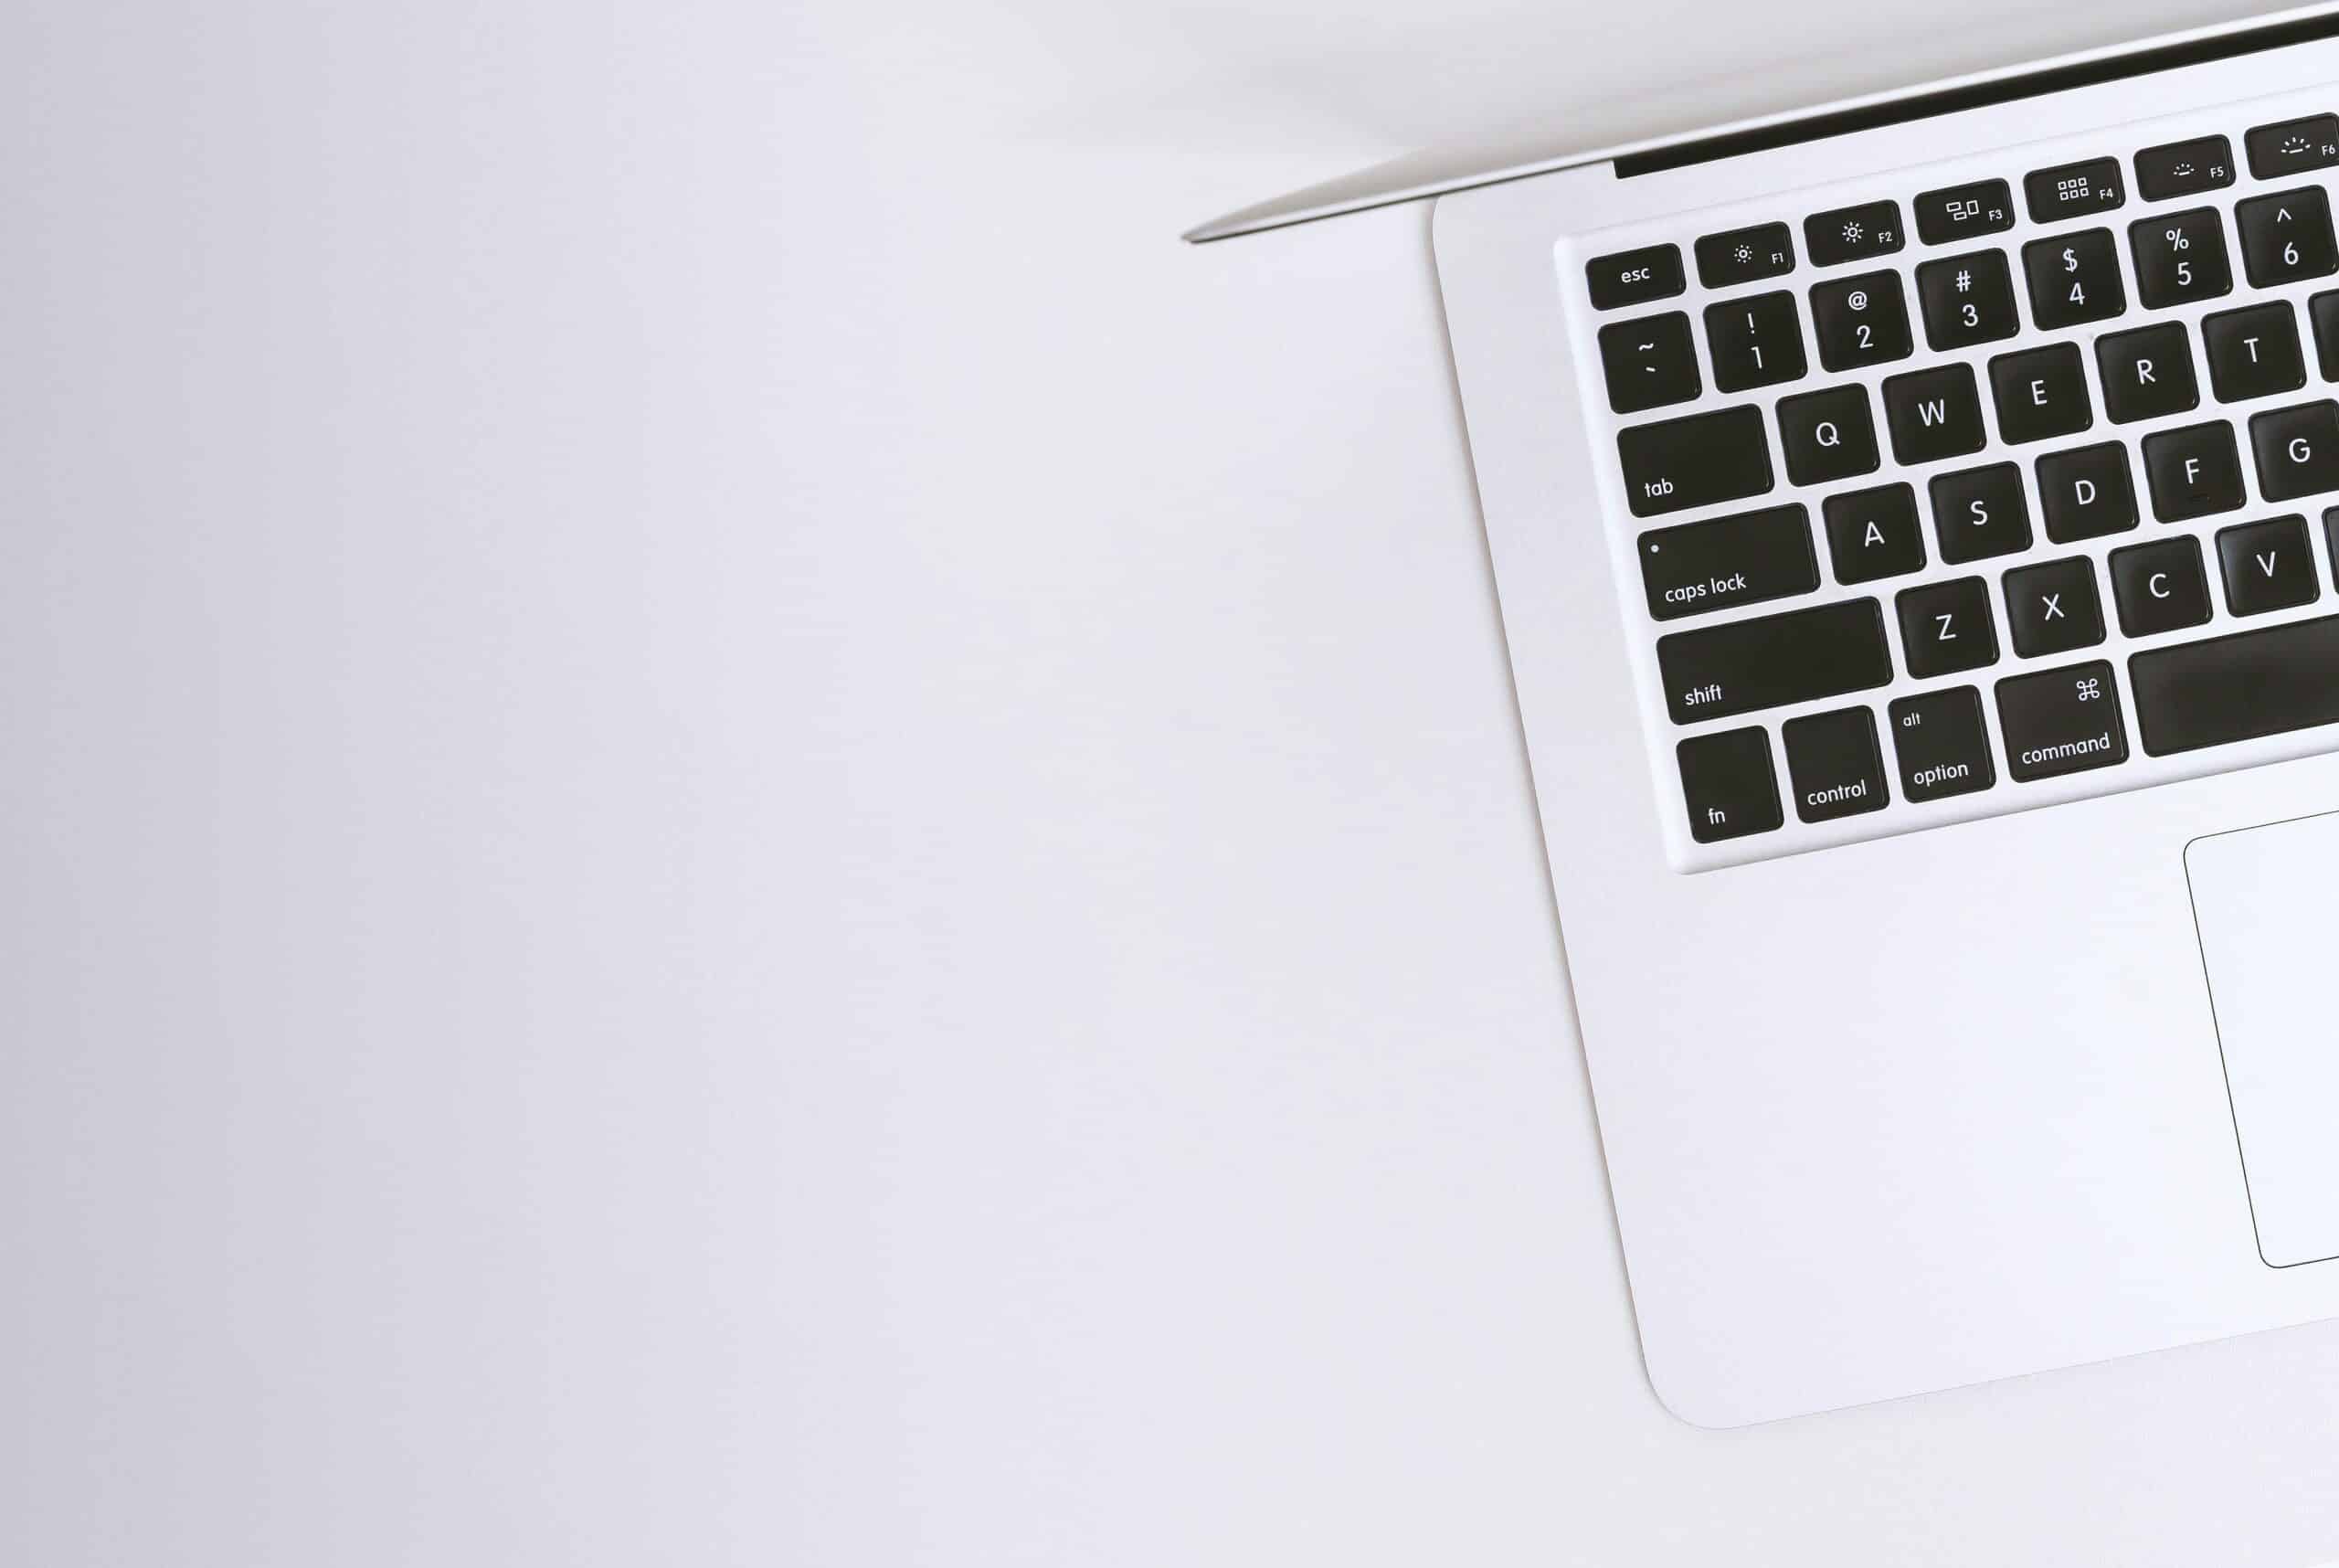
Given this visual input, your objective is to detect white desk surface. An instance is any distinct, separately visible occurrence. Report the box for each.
[9,0,2339,1563]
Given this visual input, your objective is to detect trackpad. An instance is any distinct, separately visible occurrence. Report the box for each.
[2189,812,2339,1267]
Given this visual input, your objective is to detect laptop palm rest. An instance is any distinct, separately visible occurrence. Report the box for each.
[2187,811,2339,1267]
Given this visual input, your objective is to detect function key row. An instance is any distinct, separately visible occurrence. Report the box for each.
[1585,111,2339,310]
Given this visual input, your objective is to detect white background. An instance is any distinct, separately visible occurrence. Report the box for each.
[7,0,2339,1563]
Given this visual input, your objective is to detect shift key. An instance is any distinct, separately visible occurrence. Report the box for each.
[1617,405,1774,517]
[1656,598,1892,724]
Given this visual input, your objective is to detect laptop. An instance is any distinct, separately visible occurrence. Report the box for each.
[1191,5,2339,1425]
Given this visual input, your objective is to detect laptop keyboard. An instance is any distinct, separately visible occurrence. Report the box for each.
[1578,108,2339,863]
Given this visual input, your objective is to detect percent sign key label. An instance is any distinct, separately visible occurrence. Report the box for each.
[2132,207,2232,308]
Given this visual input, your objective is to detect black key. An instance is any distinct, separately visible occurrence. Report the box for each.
[2023,229,2125,330]
[1805,200,1904,268]
[1777,385,1878,486]
[2237,187,2339,288]
[2250,400,2339,502]
[1989,343,2091,444]
[1889,687,1995,801]
[2142,422,2245,521]
[1881,363,1985,465]
[1930,462,2031,564]
[2216,514,2320,616]
[1598,312,1701,414]
[2025,157,2124,223]
[1636,503,1818,620]
[2036,441,2138,543]
[2202,302,2305,403]
[1914,180,2014,246]
[2096,323,2200,424]
[1587,245,1685,310]
[2110,535,2213,637]
[1703,291,1805,393]
[1696,222,1796,289]
[2130,614,2339,755]
[1916,250,2019,350]
[2129,207,2231,309]
[2003,556,2106,658]
[2313,291,2339,382]
[1823,483,1925,585]
[1810,272,1911,371]
[1655,599,1892,724]
[1678,727,1782,842]
[2245,114,2339,180]
[1618,407,1774,517]
[1783,705,1889,822]
[1897,576,1999,678]
[1996,662,2127,781]
[2134,134,2236,200]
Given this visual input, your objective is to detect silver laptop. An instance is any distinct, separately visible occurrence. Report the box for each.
[1196,7,2339,1425]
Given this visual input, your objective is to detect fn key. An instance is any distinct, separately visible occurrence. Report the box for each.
[1678,727,1783,842]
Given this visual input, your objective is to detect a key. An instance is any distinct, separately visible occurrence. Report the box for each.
[2237,187,2339,288]
[2130,614,2339,755]
[1677,726,1783,842]
[1823,483,1926,584]
[2245,114,2339,180]
[2129,207,2231,309]
[1703,291,1806,393]
[1598,312,1702,414]
[1995,661,2128,781]
[1930,462,2031,564]
[2025,157,2124,223]
[2109,535,2212,637]
[1989,343,2092,444]
[1587,245,1685,310]
[2215,514,2320,616]
[2202,302,2305,402]
[1805,200,1904,268]
[1888,687,1995,801]
[2036,441,2139,543]
[1783,706,1889,822]
[2023,228,2125,330]
[2141,422,2244,521]
[1654,599,1892,724]
[2313,291,2339,382]
[2249,400,2339,502]
[1916,251,2019,350]
[1913,180,2014,245]
[2002,556,2106,658]
[1896,576,1999,678]
[1696,222,1795,288]
[2134,135,2235,200]
[1880,363,1985,465]
[2095,323,2199,424]
[1810,272,1912,371]
[1776,385,1878,486]
[1636,504,1818,620]
[1617,406,1774,517]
